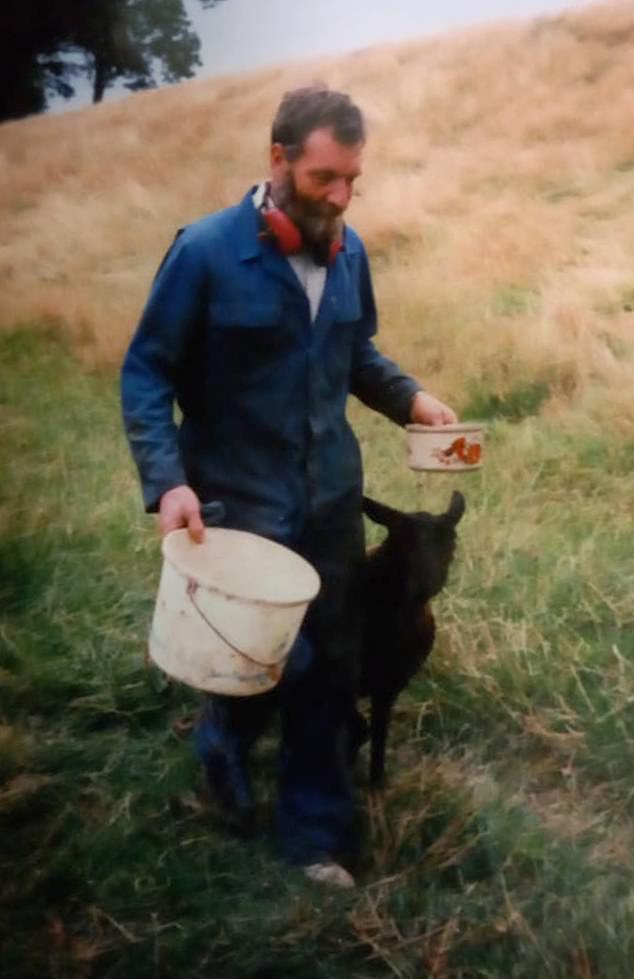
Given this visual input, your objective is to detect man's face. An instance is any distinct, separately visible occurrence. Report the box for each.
[270,127,364,252]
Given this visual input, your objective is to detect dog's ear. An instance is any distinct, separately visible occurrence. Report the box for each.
[363,496,402,529]
[446,491,466,526]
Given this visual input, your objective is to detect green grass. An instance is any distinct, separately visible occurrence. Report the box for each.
[462,379,551,421]
[2,326,634,978]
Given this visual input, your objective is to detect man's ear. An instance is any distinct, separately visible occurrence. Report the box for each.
[270,142,286,168]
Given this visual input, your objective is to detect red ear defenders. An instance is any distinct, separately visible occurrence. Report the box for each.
[261,206,343,264]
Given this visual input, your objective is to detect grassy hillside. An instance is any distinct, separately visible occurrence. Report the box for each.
[2,322,633,979]
[2,2,634,977]
[1,0,633,428]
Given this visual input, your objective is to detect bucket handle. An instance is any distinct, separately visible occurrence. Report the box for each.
[200,500,226,527]
[186,579,284,683]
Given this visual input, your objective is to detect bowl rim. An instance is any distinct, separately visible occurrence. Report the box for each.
[406,422,483,433]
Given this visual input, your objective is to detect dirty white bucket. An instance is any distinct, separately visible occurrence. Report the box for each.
[406,423,484,472]
[148,528,321,696]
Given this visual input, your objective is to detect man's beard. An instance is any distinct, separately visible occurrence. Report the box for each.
[271,172,343,265]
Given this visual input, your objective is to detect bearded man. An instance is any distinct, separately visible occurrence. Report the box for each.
[121,86,456,888]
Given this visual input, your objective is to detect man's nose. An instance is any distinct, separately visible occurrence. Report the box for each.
[326,179,352,211]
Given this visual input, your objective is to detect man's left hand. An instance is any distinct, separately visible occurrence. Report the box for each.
[410,391,458,426]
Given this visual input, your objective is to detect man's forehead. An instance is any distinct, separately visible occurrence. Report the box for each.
[300,127,364,171]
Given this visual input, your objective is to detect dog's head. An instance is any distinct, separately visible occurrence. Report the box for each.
[363,491,465,601]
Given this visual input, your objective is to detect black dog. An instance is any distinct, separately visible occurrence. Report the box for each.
[351,491,466,786]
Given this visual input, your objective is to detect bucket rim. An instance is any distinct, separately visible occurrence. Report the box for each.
[161,527,321,608]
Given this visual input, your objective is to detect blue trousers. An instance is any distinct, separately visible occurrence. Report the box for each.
[194,501,365,866]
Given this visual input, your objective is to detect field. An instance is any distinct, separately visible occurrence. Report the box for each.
[2,2,634,976]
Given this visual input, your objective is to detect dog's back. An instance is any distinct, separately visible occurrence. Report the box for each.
[356,491,465,785]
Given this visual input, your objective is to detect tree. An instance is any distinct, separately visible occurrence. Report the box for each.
[70,0,200,105]
[0,3,79,119]
[0,0,226,122]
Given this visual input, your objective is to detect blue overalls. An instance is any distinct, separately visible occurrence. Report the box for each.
[121,189,421,865]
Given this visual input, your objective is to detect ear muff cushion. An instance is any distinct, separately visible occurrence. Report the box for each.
[262,206,343,264]
[329,239,342,262]
[262,207,303,255]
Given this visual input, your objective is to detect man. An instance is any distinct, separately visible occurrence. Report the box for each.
[121,86,456,888]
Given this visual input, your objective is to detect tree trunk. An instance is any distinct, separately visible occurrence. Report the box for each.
[93,57,107,103]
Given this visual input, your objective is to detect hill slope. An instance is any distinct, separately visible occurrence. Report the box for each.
[0,0,633,432]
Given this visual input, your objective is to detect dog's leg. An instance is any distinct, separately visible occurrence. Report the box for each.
[369,692,397,788]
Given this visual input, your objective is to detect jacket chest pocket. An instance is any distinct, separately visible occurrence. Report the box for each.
[329,292,362,326]
[207,300,294,379]
[209,301,283,329]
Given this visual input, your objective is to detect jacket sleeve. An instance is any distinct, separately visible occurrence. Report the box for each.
[120,229,207,512]
[349,244,423,426]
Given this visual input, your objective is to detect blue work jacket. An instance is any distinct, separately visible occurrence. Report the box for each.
[121,189,421,546]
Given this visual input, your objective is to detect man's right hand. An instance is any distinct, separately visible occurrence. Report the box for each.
[158,485,205,543]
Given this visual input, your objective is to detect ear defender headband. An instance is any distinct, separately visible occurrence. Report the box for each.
[260,206,343,264]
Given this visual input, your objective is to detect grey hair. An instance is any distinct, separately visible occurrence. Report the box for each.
[271,85,366,161]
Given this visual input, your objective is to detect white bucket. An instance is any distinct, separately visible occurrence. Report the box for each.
[406,422,484,472]
[148,528,321,696]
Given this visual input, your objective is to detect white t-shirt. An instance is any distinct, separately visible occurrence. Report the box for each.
[286,252,327,323]
[252,183,327,323]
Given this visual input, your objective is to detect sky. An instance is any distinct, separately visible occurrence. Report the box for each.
[187,0,587,79]
[51,0,588,112]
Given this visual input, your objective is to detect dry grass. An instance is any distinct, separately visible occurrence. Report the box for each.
[1,0,634,428]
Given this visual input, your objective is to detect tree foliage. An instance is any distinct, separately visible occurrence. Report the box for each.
[0,0,226,122]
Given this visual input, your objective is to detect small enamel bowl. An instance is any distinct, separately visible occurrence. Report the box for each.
[406,423,484,472]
